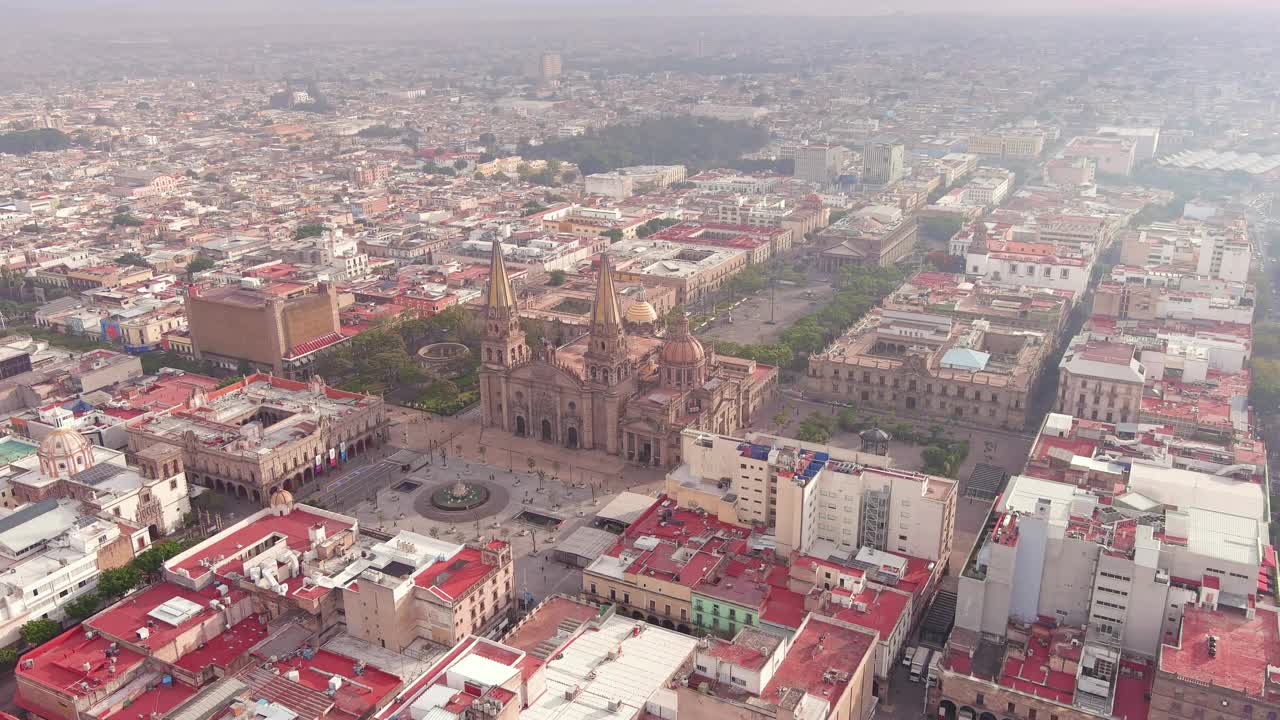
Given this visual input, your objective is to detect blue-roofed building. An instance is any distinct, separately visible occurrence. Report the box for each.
[940,348,991,372]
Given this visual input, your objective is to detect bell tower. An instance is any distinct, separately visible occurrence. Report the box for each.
[584,254,630,387]
[480,238,527,370]
[479,238,527,431]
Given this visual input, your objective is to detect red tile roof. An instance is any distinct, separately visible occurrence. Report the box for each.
[284,332,346,359]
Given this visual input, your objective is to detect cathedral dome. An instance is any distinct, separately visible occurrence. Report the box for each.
[625,300,658,325]
[37,427,95,479]
[660,314,706,367]
[270,489,295,508]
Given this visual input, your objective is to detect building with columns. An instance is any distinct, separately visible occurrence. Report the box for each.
[478,240,777,468]
[126,373,387,505]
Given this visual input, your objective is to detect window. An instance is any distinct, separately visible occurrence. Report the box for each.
[623,593,630,604]
[1008,703,1016,713]
[169,479,178,490]
[609,589,616,600]
[975,693,985,707]
[1029,710,1037,720]
[590,583,597,595]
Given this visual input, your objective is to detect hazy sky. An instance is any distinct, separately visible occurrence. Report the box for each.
[4,0,1280,14]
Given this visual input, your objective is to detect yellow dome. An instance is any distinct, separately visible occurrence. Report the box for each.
[625,300,658,324]
[270,489,295,507]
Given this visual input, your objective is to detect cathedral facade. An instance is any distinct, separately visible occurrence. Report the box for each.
[478,241,777,468]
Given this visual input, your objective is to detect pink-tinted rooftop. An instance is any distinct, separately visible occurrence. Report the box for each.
[1161,604,1280,699]
[266,649,401,720]
[761,618,875,704]
[414,547,494,602]
[101,681,197,720]
[173,616,269,672]
[87,582,243,652]
[169,508,354,582]
[502,596,598,655]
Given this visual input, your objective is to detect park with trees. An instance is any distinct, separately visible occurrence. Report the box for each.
[522,116,769,175]
[711,264,907,373]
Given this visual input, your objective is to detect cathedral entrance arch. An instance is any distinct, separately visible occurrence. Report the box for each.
[566,427,578,449]
[541,419,553,442]
[515,416,527,437]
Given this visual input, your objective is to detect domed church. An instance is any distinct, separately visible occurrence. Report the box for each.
[478,240,777,468]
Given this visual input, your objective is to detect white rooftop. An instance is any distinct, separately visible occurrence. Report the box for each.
[522,615,697,720]
[1127,463,1265,522]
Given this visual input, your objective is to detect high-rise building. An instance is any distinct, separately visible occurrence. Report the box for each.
[794,144,847,187]
[862,137,906,185]
[540,51,562,82]
[185,281,345,378]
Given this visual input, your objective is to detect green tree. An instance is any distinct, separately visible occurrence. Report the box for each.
[453,159,469,170]
[186,256,216,277]
[115,252,149,267]
[795,413,834,444]
[20,618,62,647]
[602,229,624,243]
[837,407,861,432]
[921,446,950,475]
[132,540,186,578]
[478,132,497,147]
[637,217,680,238]
[293,224,325,240]
[521,116,769,175]
[356,125,404,139]
[560,170,578,184]
[0,128,72,156]
[98,566,142,599]
[548,270,567,286]
[111,213,144,228]
[919,215,963,244]
[0,646,18,668]
[64,592,101,621]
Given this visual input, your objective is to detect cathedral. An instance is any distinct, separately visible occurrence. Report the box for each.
[478,240,778,468]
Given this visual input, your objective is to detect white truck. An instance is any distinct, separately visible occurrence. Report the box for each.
[909,646,933,683]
